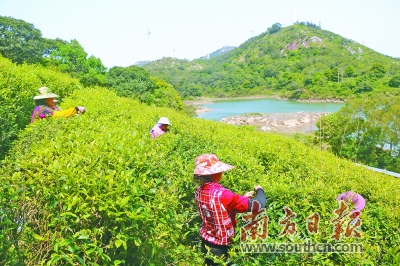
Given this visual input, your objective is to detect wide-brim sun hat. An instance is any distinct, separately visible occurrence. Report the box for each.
[33,87,59,100]
[33,93,59,100]
[157,117,171,125]
[194,154,234,176]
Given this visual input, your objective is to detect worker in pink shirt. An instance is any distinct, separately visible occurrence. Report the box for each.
[194,154,266,265]
[336,191,366,213]
[150,117,171,139]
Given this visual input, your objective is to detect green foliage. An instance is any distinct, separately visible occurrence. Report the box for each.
[389,74,400,88]
[106,65,156,98]
[152,77,183,110]
[105,65,188,114]
[0,16,45,64]
[294,21,321,29]
[267,23,282,34]
[0,16,107,87]
[1,87,400,265]
[315,94,400,172]
[0,56,81,159]
[369,63,387,79]
[345,65,356,77]
[49,39,107,86]
[145,23,400,100]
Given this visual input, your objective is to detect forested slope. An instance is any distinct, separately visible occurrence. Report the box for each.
[145,23,400,99]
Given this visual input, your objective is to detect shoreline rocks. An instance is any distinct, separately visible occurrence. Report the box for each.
[186,96,339,134]
[196,107,213,114]
[220,112,328,134]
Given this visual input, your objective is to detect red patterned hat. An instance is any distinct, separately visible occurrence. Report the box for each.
[194,154,234,176]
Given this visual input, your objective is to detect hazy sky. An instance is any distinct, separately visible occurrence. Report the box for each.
[1,0,399,68]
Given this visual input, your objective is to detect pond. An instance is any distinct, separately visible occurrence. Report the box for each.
[197,98,345,121]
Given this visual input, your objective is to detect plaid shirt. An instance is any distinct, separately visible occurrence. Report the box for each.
[195,182,249,245]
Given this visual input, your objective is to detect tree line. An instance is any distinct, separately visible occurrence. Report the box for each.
[316,94,400,172]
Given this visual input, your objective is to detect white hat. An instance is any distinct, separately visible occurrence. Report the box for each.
[157,117,171,125]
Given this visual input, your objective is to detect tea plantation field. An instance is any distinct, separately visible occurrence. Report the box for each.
[1,88,399,265]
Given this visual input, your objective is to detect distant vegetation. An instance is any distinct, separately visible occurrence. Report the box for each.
[145,23,400,99]
[200,45,236,59]
[0,16,106,87]
[316,94,400,172]
[105,65,185,111]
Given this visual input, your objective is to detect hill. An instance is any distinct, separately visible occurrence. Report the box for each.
[200,45,236,59]
[144,23,400,99]
[134,60,151,67]
[1,87,399,265]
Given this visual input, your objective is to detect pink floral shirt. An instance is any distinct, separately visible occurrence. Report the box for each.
[150,124,165,139]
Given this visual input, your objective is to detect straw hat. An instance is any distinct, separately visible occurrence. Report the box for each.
[194,154,234,176]
[33,87,59,100]
[157,117,171,125]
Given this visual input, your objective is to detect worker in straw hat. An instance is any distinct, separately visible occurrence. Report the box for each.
[30,87,86,123]
[194,154,266,265]
[33,86,60,109]
[150,117,171,139]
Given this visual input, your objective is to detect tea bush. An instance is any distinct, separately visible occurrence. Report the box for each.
[1,87,399,265]
[0,56,81,158]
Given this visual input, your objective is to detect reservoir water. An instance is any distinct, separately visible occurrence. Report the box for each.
[197,98,345,121]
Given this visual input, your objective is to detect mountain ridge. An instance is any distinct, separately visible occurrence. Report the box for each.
[144,23,400,99]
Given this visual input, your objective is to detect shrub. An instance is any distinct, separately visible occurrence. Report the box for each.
[1,87,399,265]
[0,56,81,158]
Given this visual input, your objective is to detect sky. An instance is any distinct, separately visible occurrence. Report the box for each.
[1,0,399,69]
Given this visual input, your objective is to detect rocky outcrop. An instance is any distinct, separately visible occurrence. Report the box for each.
[309,36,322,43]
